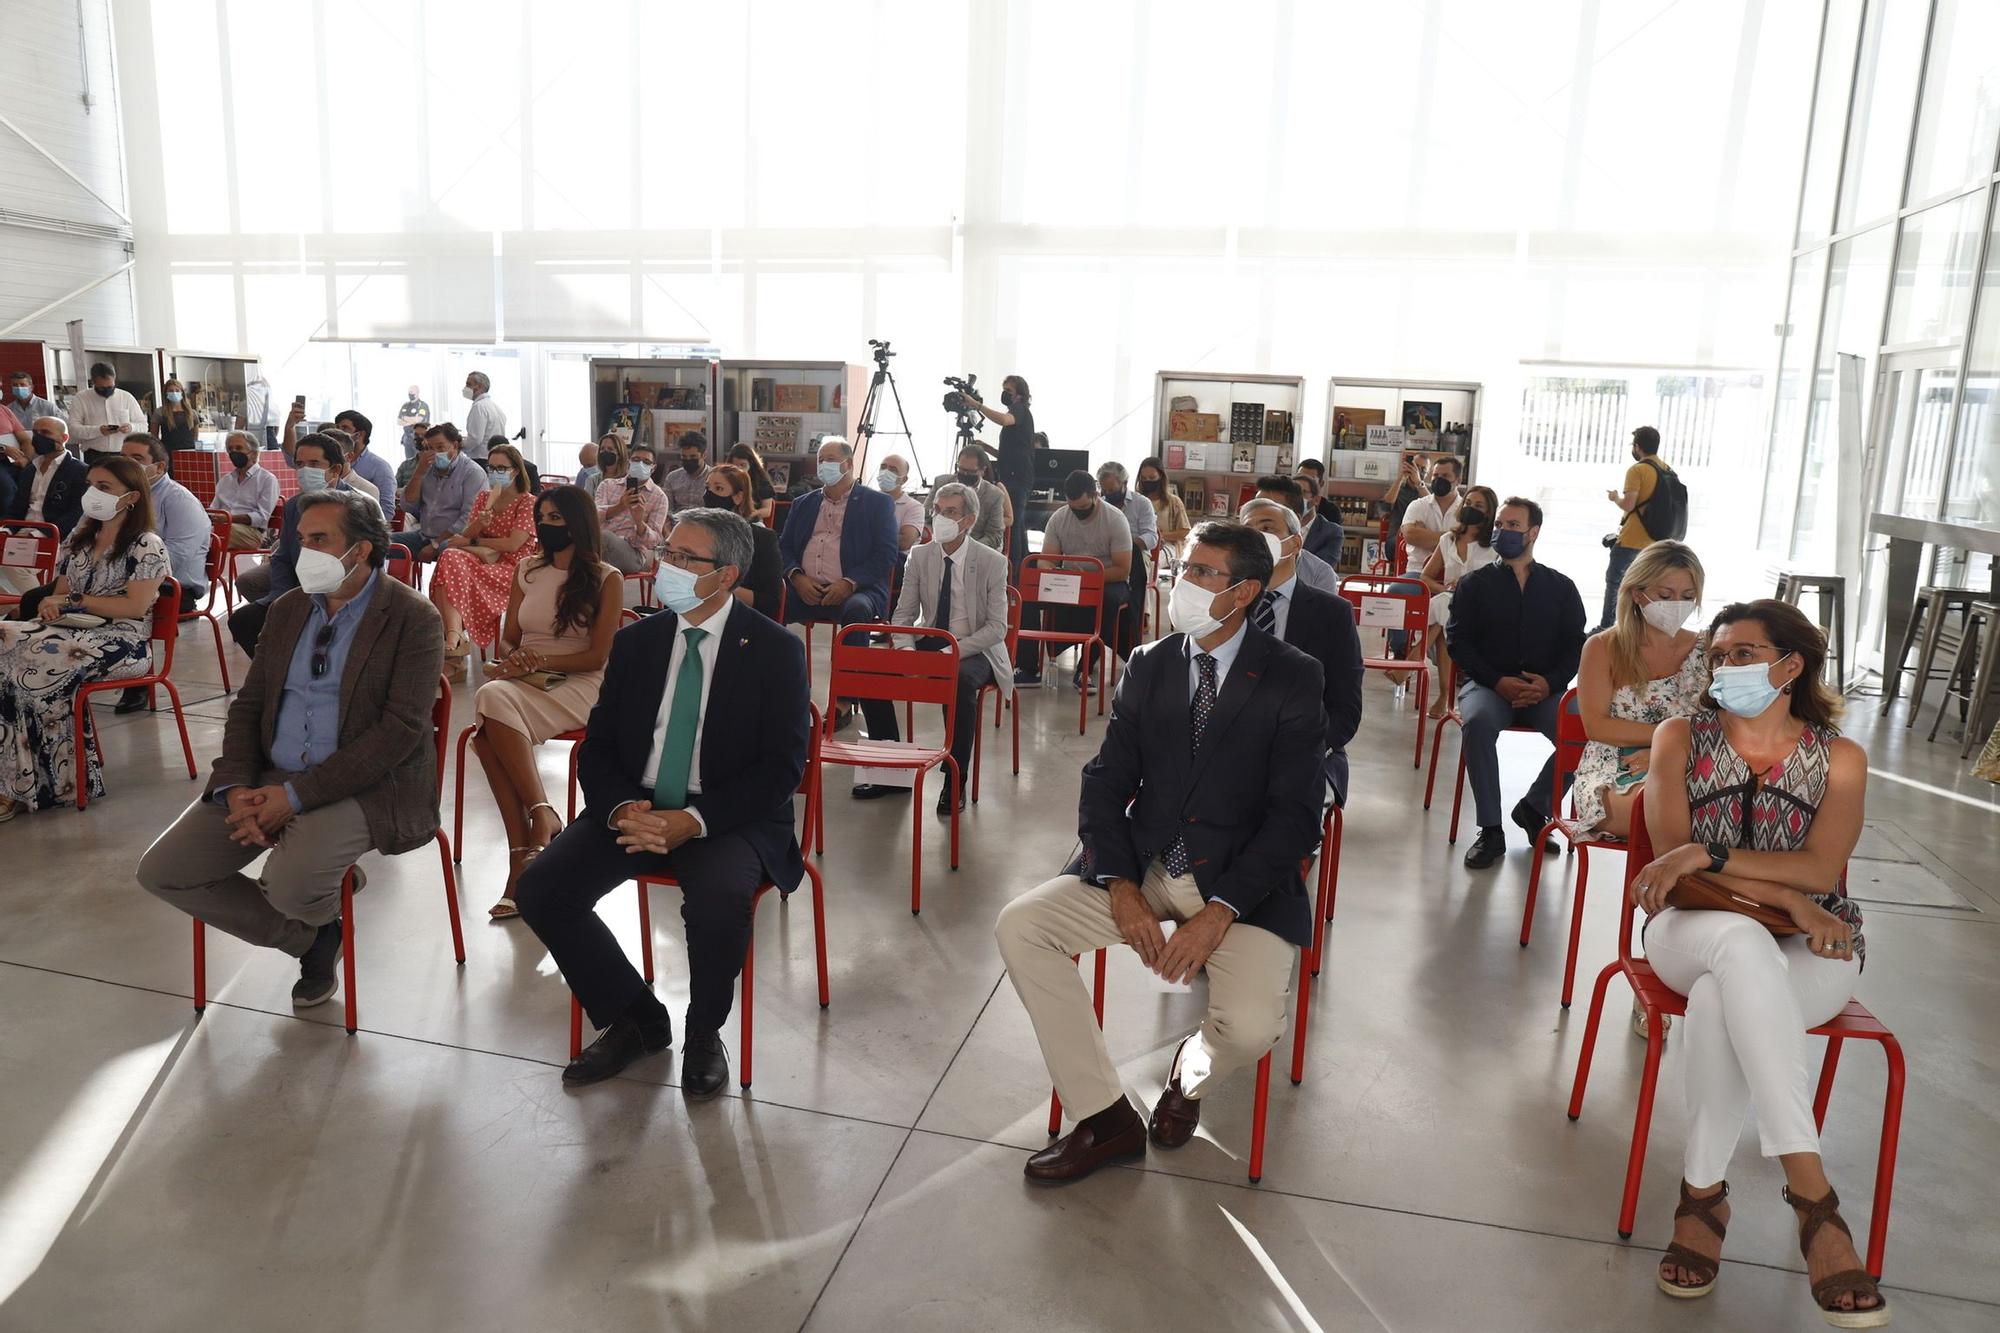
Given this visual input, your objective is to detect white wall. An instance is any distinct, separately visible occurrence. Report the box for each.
[0,0,137,345]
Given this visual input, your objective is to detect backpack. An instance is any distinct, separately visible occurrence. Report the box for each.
[1636,457,1688,541]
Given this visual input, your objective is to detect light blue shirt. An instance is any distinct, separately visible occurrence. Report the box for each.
[1185,617,1248,700]
[270,569,382,810]
[349,446,397,506]
[150,471,210,595]
[574,465,603,495]
[1113,487,1159,554]
[409,451,485,540]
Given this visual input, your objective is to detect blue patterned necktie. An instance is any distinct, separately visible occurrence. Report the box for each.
[1164,651,1218,877]
[1251,589,1278,633]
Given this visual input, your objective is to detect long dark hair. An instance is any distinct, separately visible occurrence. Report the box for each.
[708,463,753,518]
[534,486,607,636]
[1706,599,1843,731]
[1453,485,1500,546]
[69,456,156,560]
[726,442,774,496]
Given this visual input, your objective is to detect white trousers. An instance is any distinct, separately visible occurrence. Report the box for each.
[994,860,1295,1123]
[1642,908,1859,1188]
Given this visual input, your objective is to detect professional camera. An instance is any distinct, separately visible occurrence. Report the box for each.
[868,338,895,369]
[941,373,983,416]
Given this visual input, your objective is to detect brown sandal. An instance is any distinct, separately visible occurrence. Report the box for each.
[1656,1179,1729,1298]
[1783,1186,1891,1328]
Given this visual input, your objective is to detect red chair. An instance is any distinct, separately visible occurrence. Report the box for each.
[1424,660,1554,846]
[176,530,235,692]
[567,705,829,1090]
[970,587,1023,803]
[0,519,60,612]
[386,550,421,589]
[192,676,465,1035]
[1017,553,1111,735]
[1045,948,1274,1184]
[73,580,198,811]
[1518,688,1628,1008]
[813,625,963,914]
[1288,803,1343,1084]
[1565,794,1905,1275]
[1338,575,1431,767]
[778,582,820,687]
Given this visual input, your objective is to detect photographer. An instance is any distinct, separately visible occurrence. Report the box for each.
[971,374,1035,570]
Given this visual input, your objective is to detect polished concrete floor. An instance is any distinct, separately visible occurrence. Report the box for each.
[2,622,1997,1332]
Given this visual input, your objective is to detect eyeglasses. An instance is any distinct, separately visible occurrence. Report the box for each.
[310,622,337,678]
[661,548,720,570]
[1182,562,1230,583]
[1707,642,1779,671]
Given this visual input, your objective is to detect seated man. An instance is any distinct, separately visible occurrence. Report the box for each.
[1253,475,1338,593]
[941,443,1008,554]
[115,432,210,710]
[1097,460,1156,653]
[517,509,809,1095]
[1445,496,1587,870]
[213,431,280,550]
[776,435,898,717]
[995,521,1324,1183]
[662,431,710,515]
[138,491,444,1008]
[850,482,1010,814]
[1015,470,1131,692]
[0,418,88,599]
[332,409,399,505]
[1293,471,1346,569]
[229,433,378,656]
[394,423,485,561]
[1239,498,1364,804]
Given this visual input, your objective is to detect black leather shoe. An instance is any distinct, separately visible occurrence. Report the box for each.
[292,920,343,1007]
[1026,1099,1146,1183]
[1511,797,1547,841]
[114,687,149,715]
[850,783,900,801]
[1463,827,1507,870]
[563,1016,672,1085]
[1149,1041,1201,1148]
[935,785,965,817]
[681,1031,730,1099]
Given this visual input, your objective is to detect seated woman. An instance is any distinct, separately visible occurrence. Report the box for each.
[473,485,623,918]
[1625,600,1886,1325]
[1572,539,1707,837]
[1136,455,1190,559]
[432,443,538,676]
[0,456,166,819]
[1419,484,1501,715]
[704,464,783,618]
[726,443,777,526]
[591,435,667,574]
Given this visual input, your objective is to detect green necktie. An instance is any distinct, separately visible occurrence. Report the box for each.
[650,627,709,808]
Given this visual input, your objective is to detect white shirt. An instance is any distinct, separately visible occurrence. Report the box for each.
[636,599,733,833]
[1185,617,1248,698]
[215,464,281,528]
[66,388,144,451]
[1401,491,1461,572]
[462,394,506,461]
[27,455,60,518]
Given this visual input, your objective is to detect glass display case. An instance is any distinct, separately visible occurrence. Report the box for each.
[1320,377,1483,572]
[717,359,868,499]
[1152,369,1308,536]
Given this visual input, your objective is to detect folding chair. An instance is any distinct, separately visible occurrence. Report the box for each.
[1338,575,1431,767]
[1566,795,1905,1275]
[194,676,465,1035]
[1018,553,1111,735]
[177,529,235,692]
[1288,803,1344,1084]
[0,519,59,612]
[970,586,1023,803]
[1518,689,1628,1007]
[73,580,198,811]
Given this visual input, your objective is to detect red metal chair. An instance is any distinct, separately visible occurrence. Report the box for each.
[1045,948,1274,1184]
[1565,794,1905,1275]
[386,550,421,589]
[1424,660,1555,846]
[1518,688,1629,1008]
[970,587,1023,803]
[567,705,829,1090]
[176,529,235,692]
[1018,553,1111,735]
[813,625,963,913]
[73,580,198,811]
[1338,575,1431,767]
[0,519,60,612]
[778,582,822,687]
[192,676,465,1035]
[1288,802,1344,1084]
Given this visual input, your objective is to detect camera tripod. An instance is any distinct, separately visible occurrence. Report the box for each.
[854,339,923,484]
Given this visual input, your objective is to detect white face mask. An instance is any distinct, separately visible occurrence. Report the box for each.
[462,386,477,401]
[295,544,357,596]
[1260,530,1296,566]
[931,514,962,546]
[1168,575,1240,639]
[1640,596,1697,635]
[80,487,125,522]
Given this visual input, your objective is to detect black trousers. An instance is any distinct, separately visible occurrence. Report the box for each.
[515,815,763,1035]
[859,652,995,779]
[228,598,269,658]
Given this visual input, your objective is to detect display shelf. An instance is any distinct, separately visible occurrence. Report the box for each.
[718,359,868,486]
[1314,376,1484,573]
[1152,370,1309,522]
[158,348,262,444]
[587,356,719,451]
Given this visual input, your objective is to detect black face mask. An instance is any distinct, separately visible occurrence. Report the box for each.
[955,470,981,487]
[1429,476,1454,497]
[32,433,62,456]
[703,491,734,509]
[227,451,251,468]
[1460,508,1487,528]
[1102,490,1126,508]
[683,457,703,474]
[594,450,615,469]
[94,385,114,398]
[535,523,573,553]
[1137,477,1161,496]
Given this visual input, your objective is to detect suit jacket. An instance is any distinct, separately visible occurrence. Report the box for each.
[208,572,446,856]
[1283,580,1365,803]
[1078,627,1326,949]
[776,483,898,616]
[577,598,809,892]
[1295,547,1339,594]
[6,455,89,535]
[1302,513,1344,568]
[892,536,1013,699]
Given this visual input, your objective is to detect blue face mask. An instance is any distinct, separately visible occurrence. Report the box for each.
[296,466,328,493]
[487,469,512,488]
[817,460,845,487]
[431,452,453,473]
[1493,528,1528,560]
[165,390,183,404]
[655,560,708,615]
[628,461,654,484]
[876,470,899,492]
[1711,653,1793,718]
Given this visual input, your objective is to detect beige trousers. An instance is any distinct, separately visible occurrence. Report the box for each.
[227,523,265,550]
[995,859,1295,1123]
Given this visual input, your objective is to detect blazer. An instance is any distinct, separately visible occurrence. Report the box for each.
[744,523,783,620]
[1301,512,1345,568]
[1077,627,1327,949]
[892,536,1013,700]
[577,598,810,892]
[6,454,89,535]
[208,573,446,856]
[1283,580,1365,803]
[776,483,898,616]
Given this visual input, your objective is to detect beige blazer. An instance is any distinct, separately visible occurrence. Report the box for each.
[891,536,1013,699]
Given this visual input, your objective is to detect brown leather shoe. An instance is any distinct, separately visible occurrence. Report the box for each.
[1024,1102,1146,1183]
[1149,1040,1201,1148]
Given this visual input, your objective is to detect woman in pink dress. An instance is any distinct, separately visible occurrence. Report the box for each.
[432,443,538,673]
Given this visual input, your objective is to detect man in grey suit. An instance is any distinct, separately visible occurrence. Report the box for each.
[852,482,1012,816]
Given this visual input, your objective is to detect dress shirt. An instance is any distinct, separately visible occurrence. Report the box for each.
[461,394,505,460]
[662,462,710,514]
[214,464,280,528]
[891,491,927,540]
[268,570,383,810]
[1262,574,1297,638]
[349,447,397,505]
[1112,489,1159,554]
[150,472,211,594]
[409,452,486,539]
[8,393,62,437]
[1400,492,1461,572]
[26,455,60,518]
[801,486,851,584]
[66,388,145,451]
[1445,560,1588,694]
[594,476,668,553]
[632,602,730,836]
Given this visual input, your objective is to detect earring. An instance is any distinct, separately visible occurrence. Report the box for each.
[1781,683,1792,694]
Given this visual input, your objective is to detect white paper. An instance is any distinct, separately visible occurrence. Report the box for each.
[1037,572,1083,605]
[3,536,42,567]
[1254,445,1280,474]
[1365,424,1406,450]
[853,767,916,790]
[1358,595,1405,629]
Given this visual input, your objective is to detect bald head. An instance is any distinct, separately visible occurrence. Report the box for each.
[32,416,66,438]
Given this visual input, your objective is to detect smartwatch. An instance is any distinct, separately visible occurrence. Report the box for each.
[1704,842,1730,874]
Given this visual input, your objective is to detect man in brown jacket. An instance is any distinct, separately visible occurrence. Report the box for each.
[139,491,444,1007]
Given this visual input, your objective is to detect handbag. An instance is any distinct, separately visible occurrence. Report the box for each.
[518,670,568,691]
[1665,872,1801,936]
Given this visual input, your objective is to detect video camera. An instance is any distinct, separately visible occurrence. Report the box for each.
[941,373,982,415]
[868,338,895,369]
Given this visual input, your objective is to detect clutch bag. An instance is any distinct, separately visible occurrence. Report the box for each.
[518,670,568,691]
[1665,872,1801,935]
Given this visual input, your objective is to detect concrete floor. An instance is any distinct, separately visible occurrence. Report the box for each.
[1,623,1996,1332]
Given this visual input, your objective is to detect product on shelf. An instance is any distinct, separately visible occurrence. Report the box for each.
[1167,409,1220,441]
[1230,402,1266,444]
[773,384,821,412]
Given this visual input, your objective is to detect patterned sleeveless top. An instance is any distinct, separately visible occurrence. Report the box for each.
[1684,710,1863,966]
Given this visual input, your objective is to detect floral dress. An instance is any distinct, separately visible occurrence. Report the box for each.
[432,489,538,647]
[0,532,168,809]
[1572,640,1708,829]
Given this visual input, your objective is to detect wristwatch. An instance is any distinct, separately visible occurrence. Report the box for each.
[1704,842,1730,874]
[62,593,84,613]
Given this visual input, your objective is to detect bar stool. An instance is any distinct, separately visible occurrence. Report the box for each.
[1927,600,2000,758]
[1880,585,1981,722]
[1774,573,1847,692]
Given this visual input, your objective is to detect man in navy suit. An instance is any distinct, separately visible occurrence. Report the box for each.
[776,435,898,727]
[1294,471,1346,569]
[996,520,1325,1183]
[517,508,811,1095]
